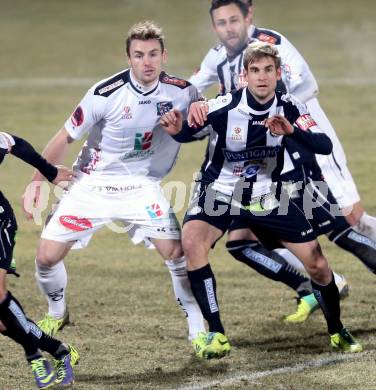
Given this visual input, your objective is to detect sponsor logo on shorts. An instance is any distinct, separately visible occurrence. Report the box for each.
[146,203,164,218]
[296,114,317,131]
[59,215,93,231]
[188,205,203,215]
[301,228,314,236]
[71,106,84,127]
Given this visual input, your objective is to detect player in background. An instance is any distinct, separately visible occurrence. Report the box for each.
[189,0,376,322]
[161,41,363,358]
[0,132,78,388]
[22,21,206,344]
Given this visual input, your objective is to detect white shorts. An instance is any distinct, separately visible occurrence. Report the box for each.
[42,174,181,249]
[306,97,360,209]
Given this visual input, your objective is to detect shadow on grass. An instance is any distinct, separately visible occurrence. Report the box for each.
[232,326,376,354]
[77,356,229,387]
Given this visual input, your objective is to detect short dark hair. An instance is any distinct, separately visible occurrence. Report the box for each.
[209,0,250,19]
[126,21,165,56]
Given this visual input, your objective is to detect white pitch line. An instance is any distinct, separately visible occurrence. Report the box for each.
[0,77,376,88]
[176,353,366,390]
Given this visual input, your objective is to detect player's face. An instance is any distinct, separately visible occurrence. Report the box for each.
[211,4,250,56]
[245,56,281,104]
[128,39,166,86]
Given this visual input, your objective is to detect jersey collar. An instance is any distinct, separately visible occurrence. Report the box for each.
[129,70,160,96]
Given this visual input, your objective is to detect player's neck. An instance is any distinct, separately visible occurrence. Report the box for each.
[129,70,160,94]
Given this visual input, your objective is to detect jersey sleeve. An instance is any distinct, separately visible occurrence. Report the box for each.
[285,95,332,155]
[277,33,319,102]
[0,132,15,163]
[189,48,220,94]
[64,87,107,140]
[0,132,15,151]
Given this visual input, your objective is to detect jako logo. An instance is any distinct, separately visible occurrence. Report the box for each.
[134,132,153,150]
[59,216,93,231]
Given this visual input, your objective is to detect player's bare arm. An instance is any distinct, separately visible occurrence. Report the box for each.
[23,127,75,219]
[30,127,75,182]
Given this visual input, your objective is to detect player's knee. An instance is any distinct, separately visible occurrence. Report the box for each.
[182,234,208,261]
[306,254,330,282]
[167,244,184,260]
[36,247,60,267]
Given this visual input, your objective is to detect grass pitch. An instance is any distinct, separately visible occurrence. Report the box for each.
[1,0,376,388]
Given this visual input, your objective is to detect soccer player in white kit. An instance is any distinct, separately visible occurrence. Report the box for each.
[22,21,205,342]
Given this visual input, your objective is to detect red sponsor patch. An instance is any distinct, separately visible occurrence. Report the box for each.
[59,215,93,231]
[257,33,277,45]
[71,106,84,126]
[296,114,317,131]
[161,75,187,87]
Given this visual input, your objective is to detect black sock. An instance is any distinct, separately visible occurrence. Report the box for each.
[330,228,376,273]
[0,291,41,359]
[0,294,66,358]
[28,319,66,358]
[311,274,343,334]
[187,264,225,334]
[227,240,312,297]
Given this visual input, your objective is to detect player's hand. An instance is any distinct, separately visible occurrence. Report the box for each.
[52,165,75,187]
[22,181,44,220]
[160,109,183,135]
[236,72,248,89]
[264,115,294,135]
[188,101,209,128]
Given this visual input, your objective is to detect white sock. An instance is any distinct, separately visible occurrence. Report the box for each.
[274,248,306,273]
[354,212,376,242]
[275,249,345,292]
[35,260,67,319]
[165,257,205,340]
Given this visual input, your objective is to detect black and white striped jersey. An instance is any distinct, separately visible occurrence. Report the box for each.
[174,89,332,198]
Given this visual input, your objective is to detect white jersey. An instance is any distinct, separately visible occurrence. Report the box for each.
[65,69,199,180]
[189,25,318,102]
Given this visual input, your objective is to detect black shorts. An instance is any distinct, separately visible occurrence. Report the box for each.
[229,181,350,242]
[293,180,349,235]
[0,192,17,271]
[183,182,235,234]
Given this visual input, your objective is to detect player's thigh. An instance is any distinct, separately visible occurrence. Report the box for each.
[227,218,258,241]
[151,238,183,260]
